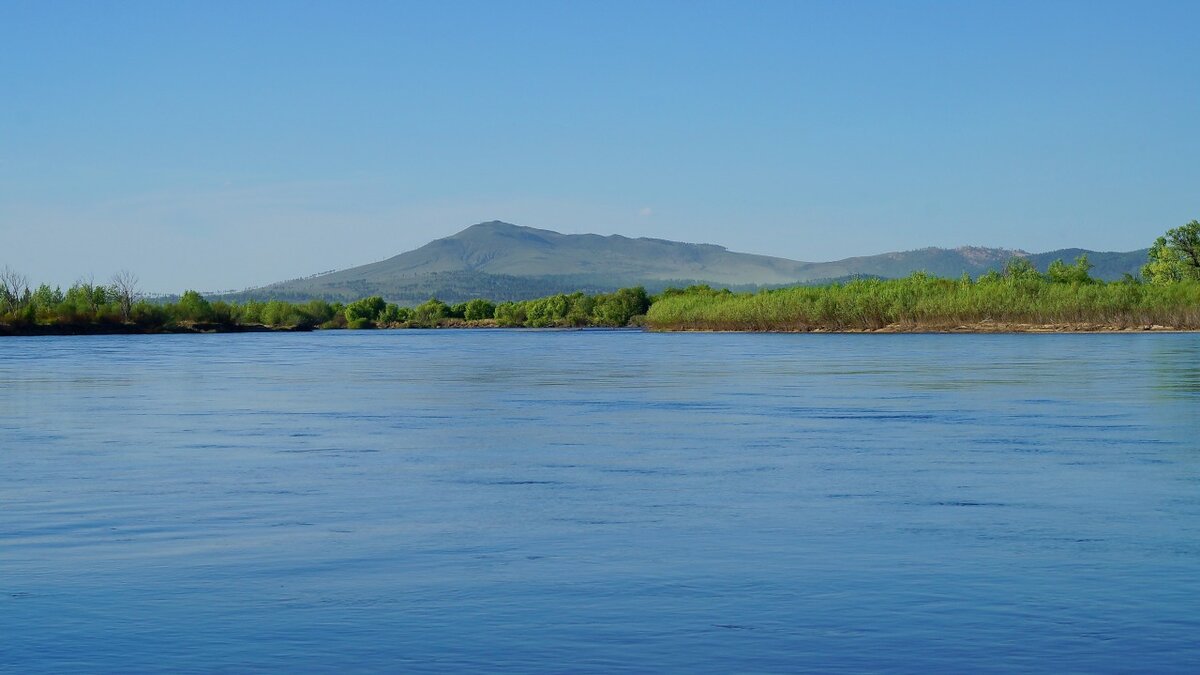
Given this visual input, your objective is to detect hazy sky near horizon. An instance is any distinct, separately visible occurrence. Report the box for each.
[2,1,1197,291]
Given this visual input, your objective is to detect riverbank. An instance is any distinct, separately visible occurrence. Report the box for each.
[0,322,312,337]
[4,274,1199,336]
[3,320,1196,336]
[644,277,1200,332]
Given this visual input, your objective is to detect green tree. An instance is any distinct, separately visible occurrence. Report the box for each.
[564,292,593,326]
[31,284,64,317]
[591,286,650,326]
[1046,255,1094,284]
[493,301,526,327]
[175,290,213,322]
[238,300,265,324]
[344,296,387,323]
[1167,220,1200,271]
[131,301,169,327]
[411,297,450,324]
[300,299,337,326]
[261,300,302,327]
[379,303,411,324]
[526,294,572,327]
[1143,220,1200,284]
[209,300,236,325]
[1002,257,1040,281]
[463,298,496,321]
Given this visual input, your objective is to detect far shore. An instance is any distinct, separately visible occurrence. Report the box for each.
[0,323,313,337]
[2,321,1196,337]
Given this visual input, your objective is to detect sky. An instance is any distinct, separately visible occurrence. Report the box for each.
[1,1,1197,292]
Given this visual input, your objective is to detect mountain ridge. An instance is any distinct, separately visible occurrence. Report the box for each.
[231,221,1149,304]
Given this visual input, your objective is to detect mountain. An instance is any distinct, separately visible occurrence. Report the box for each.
[232,221,1150,304]
[1024,248,1148,281]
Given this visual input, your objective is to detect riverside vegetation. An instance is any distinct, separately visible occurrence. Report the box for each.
[3,221,1198,334]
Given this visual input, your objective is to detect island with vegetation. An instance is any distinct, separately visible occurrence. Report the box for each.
[2,222,1198,335]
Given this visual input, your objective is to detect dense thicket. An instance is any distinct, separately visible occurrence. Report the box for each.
[335,287,650,328]
[645,223,1200,331]
[0,272,343,333]
[0,270,650,332]
[645,262,1200,331]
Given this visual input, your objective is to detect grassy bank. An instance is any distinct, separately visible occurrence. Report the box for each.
[645,275,1200,332]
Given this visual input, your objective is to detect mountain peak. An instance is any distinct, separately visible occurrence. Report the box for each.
[464,220,519,230]
[243,221,1149,304]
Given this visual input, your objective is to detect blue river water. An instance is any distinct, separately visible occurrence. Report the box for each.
[2,331,1198,673]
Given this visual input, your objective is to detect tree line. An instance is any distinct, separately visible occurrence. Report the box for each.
[2,220,1197,333]
[0,268,651,332]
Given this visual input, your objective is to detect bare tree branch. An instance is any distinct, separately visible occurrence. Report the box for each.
[110,270,140,323]
[0,266,30,313]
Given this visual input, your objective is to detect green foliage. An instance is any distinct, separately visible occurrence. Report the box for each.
[131,301,169,327]
[493,301,526,327]
[645,275,1200,331]
[32,284,64,308]
[0,280,763,332]
[379,303,407,324]
[238,300,264,324]
[1143,236,1184,284]
[411,298,450,325]
[5,242,1196,335]
[525,293,570,327]
[591,287,650,326]
[463,298,496,321]
[977,269,1003,284]
[175,290,214,323]
[657,284,709,300]
[210,301,236,325]
[1046,255,1095,284]
[344,296,386,323]
[1003,257,1040,281]
[1166,220,1200,272]
[301,299,337,326]
[1,273,356,332]
[1142,221,1200,284]
[260,300,299,327]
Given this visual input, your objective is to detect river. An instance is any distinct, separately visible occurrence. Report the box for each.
[2,331,1198,672]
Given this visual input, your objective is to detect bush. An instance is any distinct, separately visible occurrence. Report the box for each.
[411,298,450,325]
[344,296,386,323]
[131,301,170,327]
[463,298,496,321]
[174,290,214,323]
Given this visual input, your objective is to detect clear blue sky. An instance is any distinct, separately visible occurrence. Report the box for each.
[2,0,1196,292]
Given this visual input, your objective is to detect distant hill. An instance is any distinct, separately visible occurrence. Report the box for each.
[1024,248,1148,281]
[229,221,1150,304]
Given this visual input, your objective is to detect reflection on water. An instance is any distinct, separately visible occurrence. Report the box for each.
[1,331,1199,673]
[1152,337,1200,397]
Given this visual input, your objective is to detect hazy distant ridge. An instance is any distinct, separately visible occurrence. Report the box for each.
[238,221,1149,304]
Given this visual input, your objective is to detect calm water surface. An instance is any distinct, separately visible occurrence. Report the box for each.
[2,331,1198,673]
